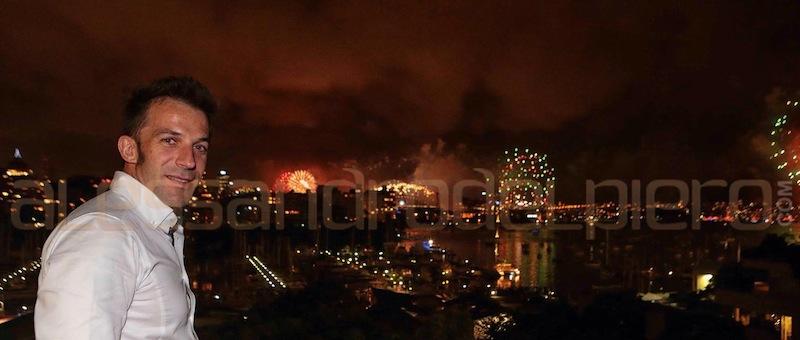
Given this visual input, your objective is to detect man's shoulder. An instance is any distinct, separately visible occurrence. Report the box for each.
[42,191,145,261]
[60,189,139,229]
[43,190,142,247]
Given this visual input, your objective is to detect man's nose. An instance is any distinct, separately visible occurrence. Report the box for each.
[176,145,197,170]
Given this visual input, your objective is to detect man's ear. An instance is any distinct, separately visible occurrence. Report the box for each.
[118,135,139,164]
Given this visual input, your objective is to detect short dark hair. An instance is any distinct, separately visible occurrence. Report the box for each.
[122,76,217,140]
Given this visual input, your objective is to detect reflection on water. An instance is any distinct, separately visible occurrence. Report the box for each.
[414,228,556,291]
[494,230,555,289]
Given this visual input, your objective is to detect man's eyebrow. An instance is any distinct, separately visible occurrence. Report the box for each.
[153,129,209,143]
[154,128,182,136]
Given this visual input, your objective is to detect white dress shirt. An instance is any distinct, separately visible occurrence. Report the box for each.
[35,171,198,340]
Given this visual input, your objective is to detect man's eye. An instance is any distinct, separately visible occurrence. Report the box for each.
[162,137,177,145]
[195,144,208,152]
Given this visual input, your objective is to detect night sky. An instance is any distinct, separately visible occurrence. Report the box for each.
[2,1,800,201]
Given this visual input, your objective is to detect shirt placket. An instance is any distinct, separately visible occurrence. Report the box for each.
[170,224,198,340]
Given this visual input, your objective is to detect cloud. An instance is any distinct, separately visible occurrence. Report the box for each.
[411,139,476,186]
[1,1,799,196]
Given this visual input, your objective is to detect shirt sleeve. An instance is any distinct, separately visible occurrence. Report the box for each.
[35,213,141,340]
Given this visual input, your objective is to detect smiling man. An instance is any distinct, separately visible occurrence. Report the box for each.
[34,76,216,340]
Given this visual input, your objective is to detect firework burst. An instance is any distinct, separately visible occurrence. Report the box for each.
[769,100,800,184]
[274,170,317,192]
[498,147,555,210]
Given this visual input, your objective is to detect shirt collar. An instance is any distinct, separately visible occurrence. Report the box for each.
[110,171,178,234]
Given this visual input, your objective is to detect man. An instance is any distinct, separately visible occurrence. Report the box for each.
[35,76,216,339]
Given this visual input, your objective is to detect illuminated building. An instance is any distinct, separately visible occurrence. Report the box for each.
[3,148,33,188]
[217,169,232,197]
[0,147,48,264]
[372,181,438,208]
[194,174,216,201]
[714,257,800,339]
[371,181,441,226]
[1,147,39,204]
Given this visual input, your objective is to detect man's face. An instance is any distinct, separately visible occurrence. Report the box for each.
[131,98,209,208]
